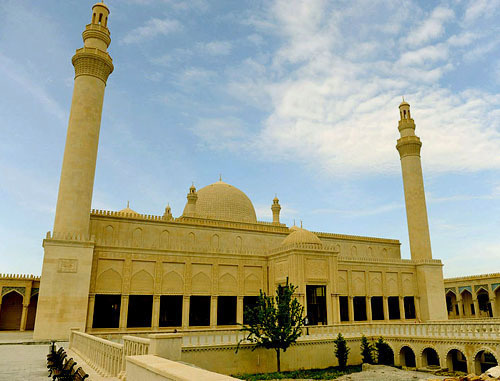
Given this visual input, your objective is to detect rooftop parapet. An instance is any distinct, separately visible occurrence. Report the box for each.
[0,273,40,280]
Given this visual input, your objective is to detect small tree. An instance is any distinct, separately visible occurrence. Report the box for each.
[360,335,375,364]
[375,337,394,365]
[334,333,349,369]
[237,278,304,372]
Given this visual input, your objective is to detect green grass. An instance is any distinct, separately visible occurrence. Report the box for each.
[232,365,362,380]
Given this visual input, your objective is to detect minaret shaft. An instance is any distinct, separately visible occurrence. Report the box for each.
[53,76,106,234]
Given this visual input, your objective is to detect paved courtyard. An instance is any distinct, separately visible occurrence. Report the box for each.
[0,343,50,381]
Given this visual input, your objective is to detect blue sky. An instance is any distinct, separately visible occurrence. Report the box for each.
[0,0,499,277]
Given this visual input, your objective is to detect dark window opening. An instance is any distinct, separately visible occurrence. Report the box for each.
[159,295,182,327]
[217,296,237,325]
[353,296,367,321]
[339,296,349,321]
[127,295,153,328]
[446,296,453,312]
[189,296,210,326]
[306,285,327,325]
[93,294,121,328]
[470,303,475,315]
[448,349,467,373]
[477,292,491,314]
[92,13,96,24]
[400,346,416,367]
[243,296,258,324]
[388,296,400,319]
[371,296,384,320]
[423,348,440,367]
[404,296,416,319]
[455,304,459,315]
[98,13,103,24]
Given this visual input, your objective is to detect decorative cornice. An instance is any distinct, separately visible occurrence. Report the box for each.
[82,24,111,46]
[72,47,114,84]
[0,274,40,280]
[445,272,500,282]
[396,136,422,158]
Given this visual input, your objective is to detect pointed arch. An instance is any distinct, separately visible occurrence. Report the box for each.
[96,268,122,293]
[161,271,183,294]
[130,269,154,294]
[192,272,211,294]
[219,273,237,294]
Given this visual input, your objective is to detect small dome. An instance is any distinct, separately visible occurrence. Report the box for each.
[183,180,257,223]
[281,227,322,247]
[399,100,410,107]
[119,202,139,215]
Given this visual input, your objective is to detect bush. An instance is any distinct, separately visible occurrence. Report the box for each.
[360,335,375,364]
[334,333,349,369]
[375,337,394,365]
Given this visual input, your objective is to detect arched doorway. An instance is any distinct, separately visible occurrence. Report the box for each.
[475,350,498,374]
[422,347,440,368]
[447,349,467,373]
[399,346,416,368]
[476,289,492,317]
[25,294,38,330]
[446,291,458,318]
[460,290,473,317]
[0,292,23,330]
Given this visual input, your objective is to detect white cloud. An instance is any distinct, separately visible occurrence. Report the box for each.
[404,6,454,47]
[464,0,500,24]
[121,18,182,44]
[190,117,248,150]
[398,44,448,66]
[197,41,232,56]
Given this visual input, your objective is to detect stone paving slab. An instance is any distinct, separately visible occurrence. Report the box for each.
[0,344,50,381]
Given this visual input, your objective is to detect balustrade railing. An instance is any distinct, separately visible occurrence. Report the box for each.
[69,330,123,377]
[122,335,150,372]
[181,329,247,347]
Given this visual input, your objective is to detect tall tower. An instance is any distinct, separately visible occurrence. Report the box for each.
[271,196,281,224]
[34,2,113,340]
[396,101,447,320]
[53,2,113,235]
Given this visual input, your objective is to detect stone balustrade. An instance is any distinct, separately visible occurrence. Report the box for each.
[181,328,247,347]
[122,335,150,372]
[69,330,123,377]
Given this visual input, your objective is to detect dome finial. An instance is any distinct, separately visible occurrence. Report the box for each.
[300,220,303,229]
[127,200,129,208]
[219,173,222,182]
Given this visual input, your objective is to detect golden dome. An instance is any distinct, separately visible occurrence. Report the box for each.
[281,227,322,247]
[118,201,139,215]
[183,181,257,223]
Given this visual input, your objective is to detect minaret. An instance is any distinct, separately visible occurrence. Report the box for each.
[53,1,113,235]
[271,195,281,224]
[396,100,447,321]
[396,100,432,261]
[185,184,198,216]
[34,2,113,341]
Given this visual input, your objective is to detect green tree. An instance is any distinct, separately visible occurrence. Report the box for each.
[237,278,305,372]
[360,335,375,364]
[375,337,394,365]
[334,333,350,369]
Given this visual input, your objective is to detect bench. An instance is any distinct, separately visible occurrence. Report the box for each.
[73,367,89,381]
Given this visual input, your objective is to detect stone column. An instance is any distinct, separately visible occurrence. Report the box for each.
[332,295,340,324]
[182,296,190,329]
[120,295,129,329]
[237,296,244,325]
[348,296,354,321]
[86,294,95,330]
[457,297,463,317]
[20,304,29,332]
[473,299,479,317]
[383,296,389,321]
[414,297,421,321]
[489,293,497,317]
[399,296,405,320]
[152,295,161,330]
[210,296,218,328]
[366,296,372,322]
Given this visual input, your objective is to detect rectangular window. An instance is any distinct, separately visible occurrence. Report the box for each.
[127,295,153,328]
[370,296,384,320]
[353,296,367,321]
[388,296,400,319]
[93,294,121,328]
[339,296,349,321]
[189,296,210,326]
[470,303,475,315]
[217,296,237,325]
[306,285,327,325]
[159,295,183,327]
[243,296,259,324]
[403,296,416,319]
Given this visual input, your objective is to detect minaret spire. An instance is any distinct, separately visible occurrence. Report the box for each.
[396,100,447,321]
[52,1,113,235]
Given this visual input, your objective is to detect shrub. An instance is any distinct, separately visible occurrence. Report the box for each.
[360,335,375,364]
[334,333,349,369]
[375,337,394,365]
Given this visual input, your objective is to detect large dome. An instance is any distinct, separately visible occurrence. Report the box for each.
[183,181,257,223]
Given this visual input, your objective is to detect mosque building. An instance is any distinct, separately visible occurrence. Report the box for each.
[32,3,449,340]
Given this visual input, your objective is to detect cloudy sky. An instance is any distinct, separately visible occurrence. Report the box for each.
[0,0,499,277]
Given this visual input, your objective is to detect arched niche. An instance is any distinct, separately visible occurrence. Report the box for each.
[95,268,123,294]
[130,269,154,294]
